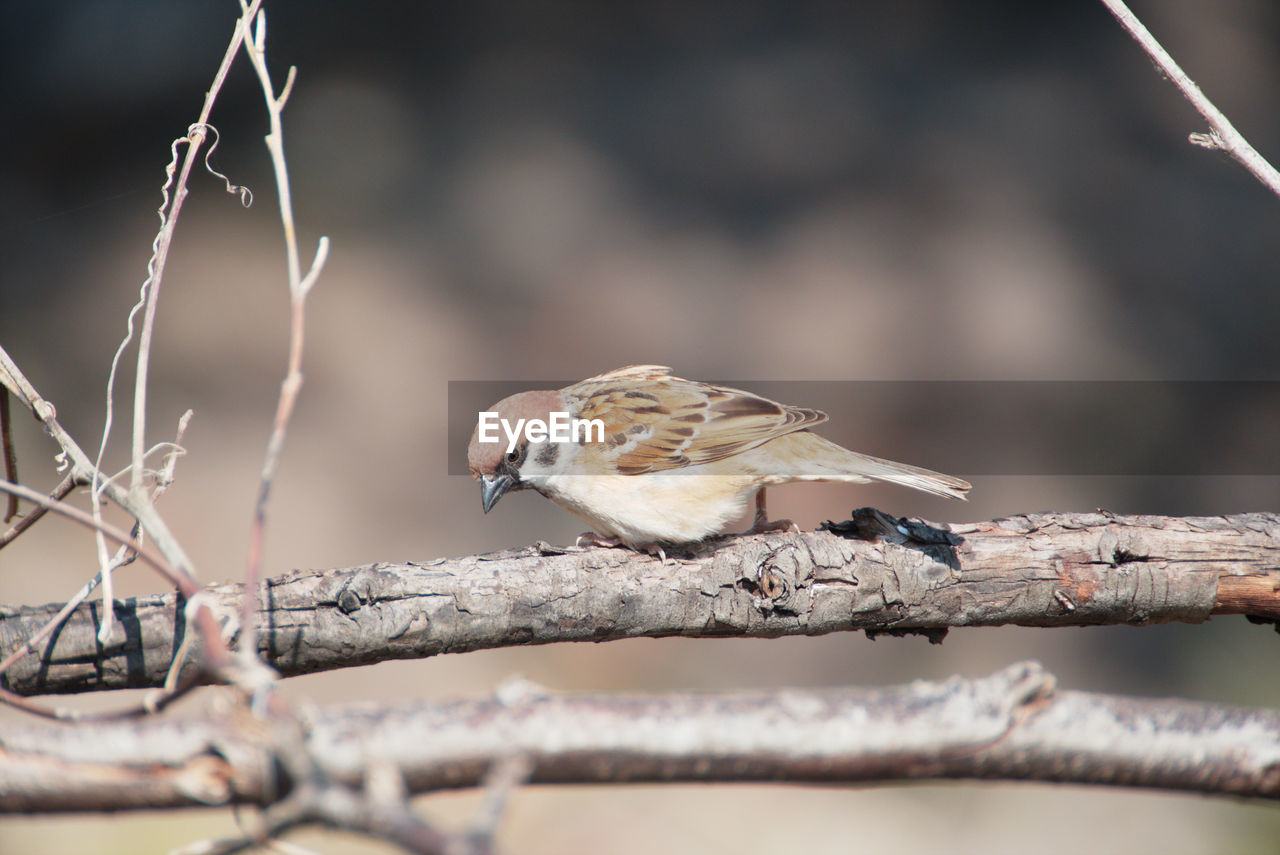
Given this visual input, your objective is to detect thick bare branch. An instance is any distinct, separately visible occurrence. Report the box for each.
[3,661,1278,814]
[1,511,1276,697]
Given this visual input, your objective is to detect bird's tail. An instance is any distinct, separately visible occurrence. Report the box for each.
[781,433,971,500]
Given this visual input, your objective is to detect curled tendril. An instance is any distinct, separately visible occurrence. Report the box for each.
[189,123,253,207]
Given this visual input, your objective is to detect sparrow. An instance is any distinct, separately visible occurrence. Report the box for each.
[467,365,969,551]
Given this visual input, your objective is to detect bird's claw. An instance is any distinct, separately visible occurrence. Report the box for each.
[742,517,800,536]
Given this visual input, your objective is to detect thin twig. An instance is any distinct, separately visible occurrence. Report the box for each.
[0,411,192,681]
[0,540,121,679]
[0,471,75,549]
[0,663,205,723]
[1099,0,1280,198]
[187,787,462,855]
[467,753,533,853]
[0,480,194,603]
[0,685,69,721]
[0,346,203,658]
[1,390,18,522]
[236,6,331,673]
[0,344,81,476]
[0,479,234,716]
[90,0,265,647]
[125,0,265,494]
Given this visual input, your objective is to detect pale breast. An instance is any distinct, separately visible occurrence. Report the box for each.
[537,470,762,547]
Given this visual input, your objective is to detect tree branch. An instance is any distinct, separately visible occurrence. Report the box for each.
[2,511,1276,697]
[235,6,331,679]
[3,661,1278,814]
[1099,0,1280,198]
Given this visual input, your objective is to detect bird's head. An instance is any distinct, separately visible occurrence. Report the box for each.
[467,389,562,512]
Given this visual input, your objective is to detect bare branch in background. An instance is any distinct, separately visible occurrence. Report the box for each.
[4,662,1278,815]
[3,511,1276,697]
[1099,0,1280,198]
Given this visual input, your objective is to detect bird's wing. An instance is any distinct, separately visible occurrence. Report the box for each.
[566,365,827,475]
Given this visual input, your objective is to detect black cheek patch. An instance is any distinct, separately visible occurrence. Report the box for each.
[536,443,560,467]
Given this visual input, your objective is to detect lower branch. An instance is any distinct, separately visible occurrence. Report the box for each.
[3,661,1278,813]
[2,511,1278,697]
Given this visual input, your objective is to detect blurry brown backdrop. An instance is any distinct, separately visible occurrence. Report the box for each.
[2,0,1279,852]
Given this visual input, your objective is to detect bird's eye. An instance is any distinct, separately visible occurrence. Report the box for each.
[505,448,521,464]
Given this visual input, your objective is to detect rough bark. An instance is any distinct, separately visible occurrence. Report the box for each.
[3,661,1279,813]
[2,511,1278,697]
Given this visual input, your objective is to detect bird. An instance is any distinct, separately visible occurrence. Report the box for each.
[467,365,969,551]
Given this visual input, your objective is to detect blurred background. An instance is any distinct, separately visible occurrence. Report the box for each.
[3,0,1279,852]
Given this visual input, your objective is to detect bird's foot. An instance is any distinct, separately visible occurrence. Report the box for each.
[575,531,626,549]
[741,516,800,536]
[576,531,670,563]
[743,489,800,536]
[642,542,669,564]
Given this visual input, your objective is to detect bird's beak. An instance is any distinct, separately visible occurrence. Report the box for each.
[479,473,515,513]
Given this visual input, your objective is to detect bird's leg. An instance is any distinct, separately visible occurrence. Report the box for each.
[742,489,798,535]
